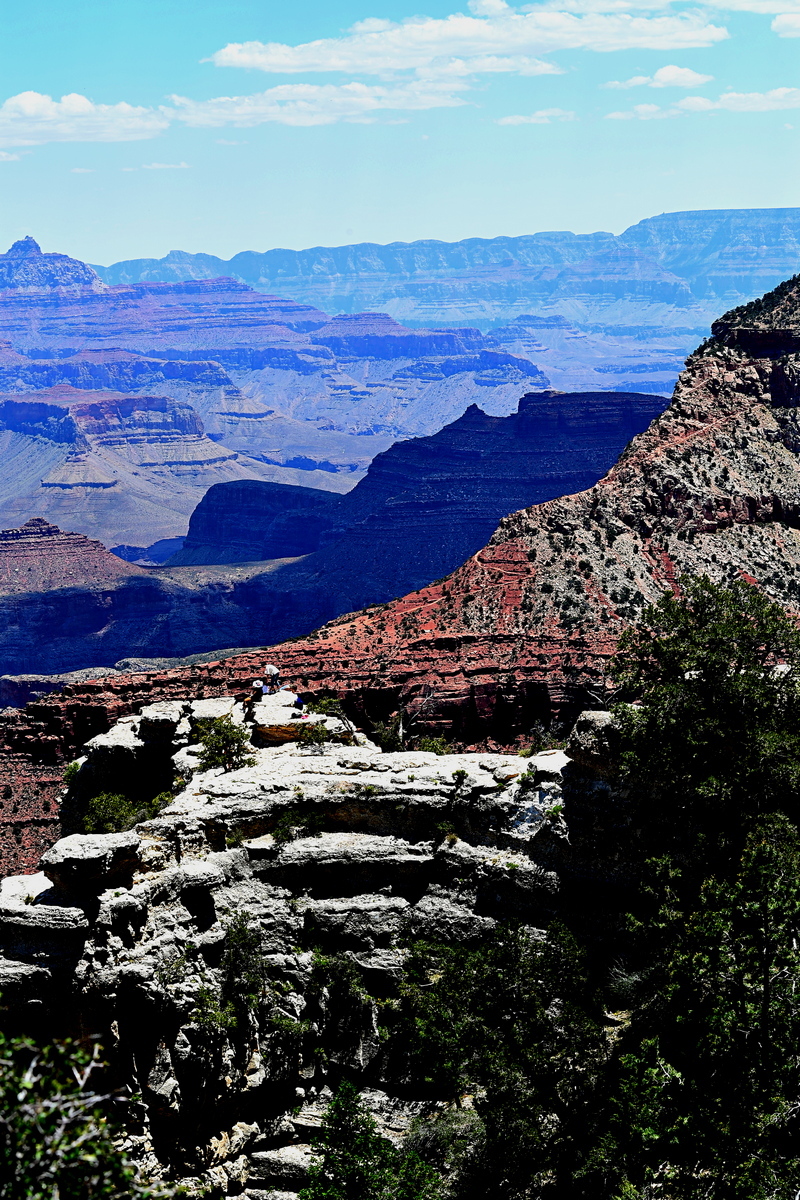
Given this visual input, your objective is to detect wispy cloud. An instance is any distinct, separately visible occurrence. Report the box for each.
[0,91,168,147]
[679,87,800,112]
[208,7,728,79]
[168,81,470,128]
[606,101,680,119]
[497,107,577,123]
[607,85,800,119]
[0,150,20,161]
[604,65,713,89]
[70,167,94,173]
[141,160,190,168]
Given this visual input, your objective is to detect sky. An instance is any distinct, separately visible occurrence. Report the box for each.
[0,0,798,263]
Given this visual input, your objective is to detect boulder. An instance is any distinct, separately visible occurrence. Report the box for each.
[566,710,620,777]
[40,831,141,894]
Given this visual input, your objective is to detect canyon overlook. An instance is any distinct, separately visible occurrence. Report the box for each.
[3,272,800,879]
[1,237,619,546]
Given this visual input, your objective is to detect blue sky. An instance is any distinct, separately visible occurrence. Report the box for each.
[0,0,798,262]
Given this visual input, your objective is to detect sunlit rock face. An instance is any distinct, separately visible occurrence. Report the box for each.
[0,688,575,1193]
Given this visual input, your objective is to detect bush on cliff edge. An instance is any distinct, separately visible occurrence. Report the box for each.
[0,1033,156,1199]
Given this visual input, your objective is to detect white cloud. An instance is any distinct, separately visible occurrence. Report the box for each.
[141,160,191,168]
[70,167,94,173]
[677,87,800,112]
[604,64,713,88]
[0,91,167,147]
[0,150,20,161]
[468,0,512,12]
[706,0,800,11]
[168,80,470,128]
[773,13,800,34]
[606,101,679,118]
[208,9,728,79]
[497,107,577,123]
[607,84,800,120]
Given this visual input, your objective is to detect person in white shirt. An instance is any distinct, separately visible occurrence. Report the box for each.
[263,664,281,693]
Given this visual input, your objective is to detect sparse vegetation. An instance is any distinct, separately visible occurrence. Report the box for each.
[80,790,168,834]
[417,736,450,756]
[195,715,255,773]
[0,1032,157,1198]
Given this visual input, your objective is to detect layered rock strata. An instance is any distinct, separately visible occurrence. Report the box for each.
[0,388,665,678]
[0,384,353,545]
[0,690,572,1194]
[93,208,800,333]
[169,390,666,568]
[5,278,800,875]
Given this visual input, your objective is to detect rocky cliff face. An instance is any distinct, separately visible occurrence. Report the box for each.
[0,384,347,546]
[170,481,346,565]
[0,387,664,673]
[0,688,577,1195]
[0,236,102,291]
[92,208,800,335]
[172,389,664,606]
[249,272,800,743]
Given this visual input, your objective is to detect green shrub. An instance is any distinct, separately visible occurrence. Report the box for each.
[0,1032,157,1198]
[196,715,255,772]
[63,761,81,785]
[192,913,264,1032]
[417,736,449,756]
[273,807,324,845]
[193,985,235,1031]
[299,1081,443,1200]
[80,791,167,834]
[371,717,403,753]
[297,722,332,747]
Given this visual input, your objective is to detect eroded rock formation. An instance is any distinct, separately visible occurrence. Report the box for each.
[5,275,800,878]
[0,388,665,676]
[0,689,575,1194]
[0,384,335,545]
[169,390,666,568]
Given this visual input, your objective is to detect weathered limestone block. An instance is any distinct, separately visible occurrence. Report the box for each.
[247,1145,313,1188]
[138,700,189,744]
[265,832,434,897]
[40,831,141,893]
[301,894,411,950]
[565,710,620,777]
[405,891,495,944]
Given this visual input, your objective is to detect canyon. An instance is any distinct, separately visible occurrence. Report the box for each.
[2,271,800,880]
[0,386,665,676]
[94,209,800,334]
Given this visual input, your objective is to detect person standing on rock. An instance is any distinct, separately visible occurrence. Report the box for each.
[264,663,281,693]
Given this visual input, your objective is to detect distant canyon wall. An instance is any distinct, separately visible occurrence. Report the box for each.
[92,208,800,332]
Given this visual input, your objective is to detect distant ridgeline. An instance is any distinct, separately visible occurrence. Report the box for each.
[0,231,687,551]
[92,207,800,334]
